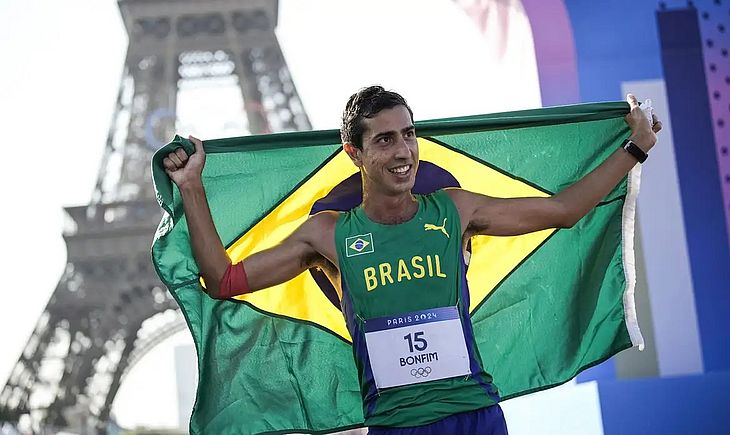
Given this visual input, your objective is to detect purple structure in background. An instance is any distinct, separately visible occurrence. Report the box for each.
[697,2,730,250]
[658,5,730,373]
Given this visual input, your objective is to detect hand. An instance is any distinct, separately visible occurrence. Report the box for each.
[625,94,663,152]
[163,135,206,189]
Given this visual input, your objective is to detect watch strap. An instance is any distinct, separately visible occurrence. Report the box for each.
[622,138,648,163]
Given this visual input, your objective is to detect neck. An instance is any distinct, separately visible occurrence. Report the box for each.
[361,186,418,225]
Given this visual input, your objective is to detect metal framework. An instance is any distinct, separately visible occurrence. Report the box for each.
[0,1,310,432]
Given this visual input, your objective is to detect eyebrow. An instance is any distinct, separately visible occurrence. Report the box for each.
[371,125,416,141]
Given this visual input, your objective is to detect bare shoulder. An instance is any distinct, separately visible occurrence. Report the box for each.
[444,188,480,215]
[304,210,339,232]
[444,187,468,204]
[444,188,490,237]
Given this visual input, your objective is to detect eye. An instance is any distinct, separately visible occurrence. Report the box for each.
[377,136,391,144]
[405,130,415,138]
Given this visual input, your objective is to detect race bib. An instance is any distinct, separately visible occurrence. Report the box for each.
[363,306,471,389]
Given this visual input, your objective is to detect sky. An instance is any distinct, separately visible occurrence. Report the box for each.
[0,0,542,429]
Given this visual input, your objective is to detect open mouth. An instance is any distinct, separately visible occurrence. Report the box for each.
[388,164,412,176]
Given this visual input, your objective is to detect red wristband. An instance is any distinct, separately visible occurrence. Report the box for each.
[216,262,250,299]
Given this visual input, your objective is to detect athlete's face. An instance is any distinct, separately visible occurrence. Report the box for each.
[346,105,419,196]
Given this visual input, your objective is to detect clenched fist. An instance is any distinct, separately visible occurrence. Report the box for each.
[625,93,663,152]
[163,135,206,189]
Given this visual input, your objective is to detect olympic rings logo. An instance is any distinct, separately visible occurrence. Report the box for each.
[410,366,432,378]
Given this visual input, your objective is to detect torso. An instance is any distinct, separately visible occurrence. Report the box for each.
[323,190,499,427]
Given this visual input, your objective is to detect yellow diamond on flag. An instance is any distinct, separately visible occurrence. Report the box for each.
[225,138,556,342]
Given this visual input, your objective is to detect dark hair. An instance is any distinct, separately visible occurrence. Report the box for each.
[340,86,414,149]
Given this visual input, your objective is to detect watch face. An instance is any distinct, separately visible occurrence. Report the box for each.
[144,108,177,150]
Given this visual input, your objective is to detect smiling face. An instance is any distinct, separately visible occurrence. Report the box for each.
[345,105,419,196]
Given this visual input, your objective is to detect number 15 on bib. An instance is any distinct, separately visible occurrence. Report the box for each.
[363,306,472,389]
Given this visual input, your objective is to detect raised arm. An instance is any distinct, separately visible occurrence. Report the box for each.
[163,136,335,299]
[450,94,663,237]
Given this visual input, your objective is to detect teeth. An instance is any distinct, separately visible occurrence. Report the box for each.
[389,165,410,174]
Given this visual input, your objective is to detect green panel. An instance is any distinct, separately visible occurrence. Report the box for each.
[190,297,361,434]
[473,200,632,398]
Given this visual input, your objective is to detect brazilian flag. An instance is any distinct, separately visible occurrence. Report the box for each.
[151,102,643,434]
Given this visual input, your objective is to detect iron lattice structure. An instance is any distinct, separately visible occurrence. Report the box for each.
[0,0,310,433]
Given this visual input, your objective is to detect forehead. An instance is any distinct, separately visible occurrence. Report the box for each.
[361,105,413,138]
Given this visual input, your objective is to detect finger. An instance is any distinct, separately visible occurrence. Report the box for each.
[651,112,662,132]
[174,147,189,162]
[626,93,639,110]
[189,135,205,155]
[168,152,183,167]
[163,157,177,172]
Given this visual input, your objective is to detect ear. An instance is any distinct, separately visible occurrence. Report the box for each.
[343,142,363,167]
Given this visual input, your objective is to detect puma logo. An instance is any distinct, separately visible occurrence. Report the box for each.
[424,218,449,238]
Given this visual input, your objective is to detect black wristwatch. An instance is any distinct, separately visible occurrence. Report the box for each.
[621,138,648,163]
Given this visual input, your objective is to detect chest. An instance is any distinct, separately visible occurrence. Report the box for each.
[337,218,462,318]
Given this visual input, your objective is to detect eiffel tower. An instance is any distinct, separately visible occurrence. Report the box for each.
[0,0,310,433]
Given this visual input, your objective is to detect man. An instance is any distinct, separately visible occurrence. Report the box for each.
[162,86,661,434]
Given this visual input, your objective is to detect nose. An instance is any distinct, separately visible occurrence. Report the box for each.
[393,135,411,159]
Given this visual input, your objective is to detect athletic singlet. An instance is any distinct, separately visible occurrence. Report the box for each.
[334,190,500,428]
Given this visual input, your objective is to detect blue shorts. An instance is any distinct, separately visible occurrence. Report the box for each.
[367,404,508,435]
